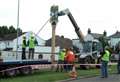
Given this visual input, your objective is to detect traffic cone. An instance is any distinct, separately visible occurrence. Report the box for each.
[69,64,77,79]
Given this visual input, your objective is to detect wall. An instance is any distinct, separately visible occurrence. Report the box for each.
[0,41,13,50]
[110,37,120,47]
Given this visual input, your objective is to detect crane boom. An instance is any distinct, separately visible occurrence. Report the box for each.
[57,8,102,70]
[58,9,84,42]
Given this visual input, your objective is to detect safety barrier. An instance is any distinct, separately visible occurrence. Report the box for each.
[0,63,117,73]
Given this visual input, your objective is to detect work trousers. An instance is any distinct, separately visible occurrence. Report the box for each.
[28,48,34,59]
[101,60,108,78]
[56,60,64,72]
[64,61,73,72]
[22,48,26,60]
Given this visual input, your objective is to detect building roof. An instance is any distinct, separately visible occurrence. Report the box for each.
[45,35,72,49]
[0,32,25,41]
[108,31,120,38]
[90,33,103,39]
[72,33,103,40]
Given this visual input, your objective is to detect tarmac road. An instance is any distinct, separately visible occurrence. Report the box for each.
[68,74,120,82]
[59,74,120,82]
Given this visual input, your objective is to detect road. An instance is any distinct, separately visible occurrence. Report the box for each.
[60,74,120,82]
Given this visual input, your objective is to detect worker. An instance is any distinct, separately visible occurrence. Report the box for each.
[22,36,27,60]
[65,48,75,71]
[100,47,110,78]
[56,48,66,72]
[27,35,38,59]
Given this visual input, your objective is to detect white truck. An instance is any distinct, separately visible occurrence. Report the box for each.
[58,8,102,69]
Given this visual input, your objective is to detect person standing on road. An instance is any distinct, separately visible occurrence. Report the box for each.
[22,36,27,60]
[100,47,110,78]
[27,35,38,59]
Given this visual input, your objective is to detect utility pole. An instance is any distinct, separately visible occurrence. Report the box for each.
[16,0,20,59]
[50,5,59,64]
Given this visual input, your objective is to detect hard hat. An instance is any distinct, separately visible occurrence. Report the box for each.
[22,35,26,39]
[62,48,66,52]
[31,35,34,38]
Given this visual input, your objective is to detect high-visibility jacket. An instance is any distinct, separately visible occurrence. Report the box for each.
[22,39,26,48]
[58,51,65,61]
[28,38,35,48]
[65,51,75,63]
[102,50,110,62]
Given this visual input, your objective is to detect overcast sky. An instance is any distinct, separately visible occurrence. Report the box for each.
[0,0,120,40]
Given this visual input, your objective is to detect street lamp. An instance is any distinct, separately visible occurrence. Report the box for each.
[16,0,20,59]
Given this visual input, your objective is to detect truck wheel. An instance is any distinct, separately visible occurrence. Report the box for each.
[84,56,91,69]
[5,69,16,77]
[20,66,32,75]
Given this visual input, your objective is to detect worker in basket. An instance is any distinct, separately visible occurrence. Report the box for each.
[22,35,27,60]
[27,34,38,59]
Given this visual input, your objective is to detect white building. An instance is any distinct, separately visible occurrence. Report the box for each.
[13,31,45,51]
[0,31,45,50]
[0,33,17,50]
[108,31,120,48]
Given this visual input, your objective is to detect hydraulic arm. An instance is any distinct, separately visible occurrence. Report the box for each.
[58,9,84,42]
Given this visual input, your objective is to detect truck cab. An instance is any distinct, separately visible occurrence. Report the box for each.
[78,40,102,69]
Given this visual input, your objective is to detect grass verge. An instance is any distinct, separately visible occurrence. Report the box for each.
[0,65,117,82]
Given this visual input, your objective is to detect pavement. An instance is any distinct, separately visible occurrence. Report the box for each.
[60,74,120,82]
